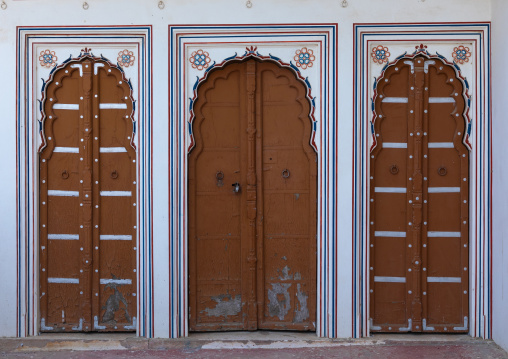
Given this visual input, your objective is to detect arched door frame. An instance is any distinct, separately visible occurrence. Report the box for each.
[353,24,492,339]
[16,28,153,338]
[368,50,471,333]
[188,56,318,331]
[169,25,340,338]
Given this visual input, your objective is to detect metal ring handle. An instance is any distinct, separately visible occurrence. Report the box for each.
[61,170,69,179]
[216,171,224,181]
[282,169,290,179]
[437,167,447,176]
[389,164,399,175]
[111,170,118,179]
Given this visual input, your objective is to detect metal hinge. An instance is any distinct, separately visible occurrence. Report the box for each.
[453,316,468,331]
[399,318,412,332]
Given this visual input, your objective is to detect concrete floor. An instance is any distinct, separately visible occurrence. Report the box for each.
[1,332,507,358]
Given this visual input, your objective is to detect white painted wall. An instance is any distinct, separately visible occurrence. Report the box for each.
[491,0,508,352]
[0,0,493,338]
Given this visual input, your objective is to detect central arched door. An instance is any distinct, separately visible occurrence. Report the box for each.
[189,59,317,331]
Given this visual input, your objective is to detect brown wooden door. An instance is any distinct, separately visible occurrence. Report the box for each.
[39,57,137,332]
[370,55,469,333]
[189,59,317,331]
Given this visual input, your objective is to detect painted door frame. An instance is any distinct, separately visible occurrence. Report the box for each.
[168,24,340,338]
[15,26,153,337]
[353,23,492,338]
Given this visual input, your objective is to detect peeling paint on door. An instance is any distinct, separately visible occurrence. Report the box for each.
[268,283,292,320]
[294,284,309,323]
[204,294,242,318]
[101,281,131,324]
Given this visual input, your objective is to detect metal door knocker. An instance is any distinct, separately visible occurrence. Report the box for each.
[111,170,119,179]
[216,171,224,187]
[389,164,399,175]
[61,170,69,179]
[437,167,447,176]
[282,169,290,179]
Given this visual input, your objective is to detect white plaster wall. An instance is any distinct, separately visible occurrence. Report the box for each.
[0,14,18,337]
[0,0,491,338]
[491,0,508,352]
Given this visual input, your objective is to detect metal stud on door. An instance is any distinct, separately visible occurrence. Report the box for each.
[39,54,136,332]
[370,54,469,333]
[188,59,317,331]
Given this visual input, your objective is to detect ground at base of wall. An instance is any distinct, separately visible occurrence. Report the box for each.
[0,332,506,358]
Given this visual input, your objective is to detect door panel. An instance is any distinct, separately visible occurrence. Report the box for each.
[189,59,316,331]
[40,57,136,332]
[189,62,245,331]
[370,55,469,333]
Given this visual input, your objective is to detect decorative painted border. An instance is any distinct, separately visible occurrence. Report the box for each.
[169,24,339,338]
[353,23,492,339]
[370,45,472,152]
[188,47,317,153]
[16,26,153,337]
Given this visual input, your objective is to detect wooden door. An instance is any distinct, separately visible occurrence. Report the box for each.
[370,55,469,333]
[39,57,137,332]
[189,59,317,331]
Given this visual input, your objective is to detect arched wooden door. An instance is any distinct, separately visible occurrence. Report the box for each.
[189,59,317,331]
[370,55,469,333]
[39,56,137,332]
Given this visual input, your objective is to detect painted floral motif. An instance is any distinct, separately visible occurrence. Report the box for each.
[371,45,390,64]
[189,49,211,71]
[452,45,471,65]
[294,47,315,69]
[117,49,135,67]
[39,50,58,68]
